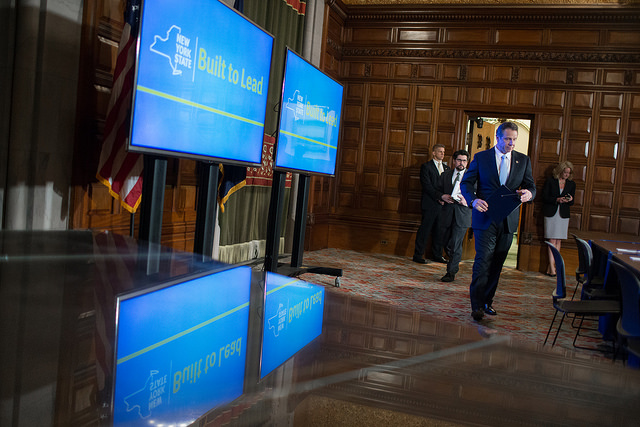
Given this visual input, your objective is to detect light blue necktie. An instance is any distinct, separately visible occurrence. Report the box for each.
[499,154,509,185]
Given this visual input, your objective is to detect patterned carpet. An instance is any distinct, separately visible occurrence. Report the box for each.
[297,248,619,364]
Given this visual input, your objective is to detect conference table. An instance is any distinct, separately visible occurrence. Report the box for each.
[586,237,640,365]
[589,238,640,280]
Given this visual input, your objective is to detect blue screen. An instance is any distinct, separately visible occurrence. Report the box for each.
[260,272,325,379]
[275,49,344,176]
[129,0,273,165]
[112,266,251,426]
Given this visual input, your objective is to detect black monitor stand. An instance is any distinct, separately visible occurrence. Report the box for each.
[139,155,167,245]
[264,172,342,287]
[193,162,219,259]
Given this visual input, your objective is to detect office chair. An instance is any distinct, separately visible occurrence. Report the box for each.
[608,260,640,364]
[543,242,621,350]
[573,236,616,300]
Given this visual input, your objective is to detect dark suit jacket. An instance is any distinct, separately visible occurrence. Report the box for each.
[439,168,472,228]
[460,148,536,232]
[420,160,450,210]
[541,177,575,218]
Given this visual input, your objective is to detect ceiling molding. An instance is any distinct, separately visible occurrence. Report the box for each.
[341,48,640,64]
[343,8,640,23]
[341,0,639,5]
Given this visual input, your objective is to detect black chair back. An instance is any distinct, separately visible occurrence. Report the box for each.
[574,236,596,285]
[572,234,587,283]
[609,261,640,337]
[545,242,566,299]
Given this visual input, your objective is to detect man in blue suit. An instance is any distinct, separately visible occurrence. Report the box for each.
[461,121,536,321]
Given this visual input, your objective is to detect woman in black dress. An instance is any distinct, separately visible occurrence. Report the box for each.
[542,161,575,276]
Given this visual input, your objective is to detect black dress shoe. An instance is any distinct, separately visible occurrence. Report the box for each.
[412,256,426,264]
[484,305,497,316]
[432,256,447,264]
[441,273,455,282]
[471,309,484,321]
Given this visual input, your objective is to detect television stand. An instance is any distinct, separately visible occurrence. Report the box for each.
[276,263,343,287]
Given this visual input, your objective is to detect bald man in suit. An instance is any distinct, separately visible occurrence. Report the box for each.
[412,144,450,264]
[461,121,536,321]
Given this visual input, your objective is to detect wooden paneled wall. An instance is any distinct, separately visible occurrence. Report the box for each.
[308,3,640,271]
[71,1,201,252]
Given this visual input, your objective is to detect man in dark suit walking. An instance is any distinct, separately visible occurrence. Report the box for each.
[461,122,536,321]
[413,144,449,264]
[438,149,472,282]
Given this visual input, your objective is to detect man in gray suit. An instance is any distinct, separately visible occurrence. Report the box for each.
[438,150,472,282]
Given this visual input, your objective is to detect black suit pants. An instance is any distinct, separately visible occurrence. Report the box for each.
[413,207,444,259]
[444,220,467,275]
[469,221,513,311]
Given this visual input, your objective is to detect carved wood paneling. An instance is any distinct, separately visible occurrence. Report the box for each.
[71,4,199,251]
[398,29,437,42]
[314,3,640,266]
[514,89,537,107]
[607,30,640,46]
[440,87,460,103]
[495,29,543,45]
[446,29,491,44]
[626,142,640,162]
[542,90,566,108]
[549,30,600,46]
[573,92,594,109]
[488,88,511,105]
[464,87,485,104]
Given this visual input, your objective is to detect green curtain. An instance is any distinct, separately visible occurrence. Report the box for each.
[244,0,306,134]
[217,0,306,262]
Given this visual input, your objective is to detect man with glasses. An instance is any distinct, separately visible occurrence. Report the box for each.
[439,150,472,283]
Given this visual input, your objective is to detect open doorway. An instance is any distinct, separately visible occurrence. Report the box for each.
[464,116,532,269]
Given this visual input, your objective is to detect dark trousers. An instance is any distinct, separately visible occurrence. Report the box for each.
[443,221,468,276]
[469,222,513,311]
[413,207,443,259]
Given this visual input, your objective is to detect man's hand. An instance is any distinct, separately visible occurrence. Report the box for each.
[472,198,488,212]
[457,195,468,207]
[517,189,532,203]
[441,194,455,204]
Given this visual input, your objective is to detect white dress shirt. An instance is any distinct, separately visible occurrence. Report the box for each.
[451,169,466,202]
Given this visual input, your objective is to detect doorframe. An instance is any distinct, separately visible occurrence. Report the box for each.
[461,111,536,269]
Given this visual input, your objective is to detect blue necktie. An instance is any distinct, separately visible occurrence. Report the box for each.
[499,154,509,185]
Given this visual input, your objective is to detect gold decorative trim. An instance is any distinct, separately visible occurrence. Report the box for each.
[345,11,640,23]
[342,0,638,4]
[341,48,640,64]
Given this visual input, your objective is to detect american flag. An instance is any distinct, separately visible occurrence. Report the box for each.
[96,0,143,213]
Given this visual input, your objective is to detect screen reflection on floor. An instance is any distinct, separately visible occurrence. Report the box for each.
[2,230,639,427]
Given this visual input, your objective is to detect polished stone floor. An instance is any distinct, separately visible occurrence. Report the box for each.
[2,230,639,427]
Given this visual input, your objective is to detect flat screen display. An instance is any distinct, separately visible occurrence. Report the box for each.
[274,49,344,176]
[128,0,274,165]
[260,272,325,379]
[112,266,252,426]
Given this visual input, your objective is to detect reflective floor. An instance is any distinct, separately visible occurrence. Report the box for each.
[2,231,640,427]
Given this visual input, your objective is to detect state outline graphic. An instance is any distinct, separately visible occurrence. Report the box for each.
[150,25,185,76]
[267,303,286,338]
[284,90,334,124]
[123,369,161,419]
